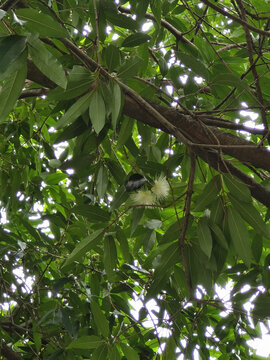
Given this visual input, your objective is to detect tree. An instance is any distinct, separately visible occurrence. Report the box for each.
[0,0,270,358]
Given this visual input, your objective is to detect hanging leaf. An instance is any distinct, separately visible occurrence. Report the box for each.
[0,35,27,78]
[55,92,92,129]
[0,51,27,123]
[28,38,67,89]
[197,218,213,259]
[111,82,122,130]
[89,90,106,134]
[223,174,251,203]
[105,44,121,72]
[227,206,252,267]
[90,300,109,337]
[96,165,108,199]
[120,344,140,360]
[104,235,118,282]
[175,51,210,79]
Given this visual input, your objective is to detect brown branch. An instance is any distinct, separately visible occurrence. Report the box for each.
[19,88,49,99]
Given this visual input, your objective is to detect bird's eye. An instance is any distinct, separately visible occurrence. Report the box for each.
[125,174,147,192]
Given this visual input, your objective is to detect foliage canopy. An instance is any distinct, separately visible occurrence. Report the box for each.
[1,0,270,359]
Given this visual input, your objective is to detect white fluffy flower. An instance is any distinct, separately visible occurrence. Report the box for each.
[151,175,170,201]
[130,189,155,205]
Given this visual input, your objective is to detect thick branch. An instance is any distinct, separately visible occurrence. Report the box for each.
[123,95,270,172]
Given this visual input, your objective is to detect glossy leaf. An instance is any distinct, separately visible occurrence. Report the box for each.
[16,9,68,37]
[55,92,92,129]
[91,300,109,337]
[28,38,67,89]
[0,35,26,77]
[227,206,252,267]
[197,218,213,259]
[89,91,106,134]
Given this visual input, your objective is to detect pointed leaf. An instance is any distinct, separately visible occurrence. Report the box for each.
[229,195,270,240]
[28,38,67,89]
[227,206,252,267]
[105,44,121,72]
[55,92,92,129]
[176,51,210,79]
[197,218,213,259]
[89,91,106,134]
[224,174,251,203]
[111,82,122,129]
[67,335,103,350]
[72,204,110,222]
[120,344,139,360]
[118,56,143,79]
[96,165,108,199]
[91,300,109,337]
[104,235,117,282]
[105,12,138,30]
[15,9,68,37]
[62,229,104,268]
[122,33,151,47]
[0,52,27,123]
[194,176,220,211]
[0,35,27,77]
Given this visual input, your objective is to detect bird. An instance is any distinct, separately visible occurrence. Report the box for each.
[124,173,147,192]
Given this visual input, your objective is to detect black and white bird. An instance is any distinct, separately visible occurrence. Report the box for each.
[124,173,147,192]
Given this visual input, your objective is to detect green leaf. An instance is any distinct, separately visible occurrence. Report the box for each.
[130,208,144,235]
[197,218,213,259]
[111,82,122,130]
[229,195,270,240]
[89,91,106,134]
[105,12,138,30]
[227,206,252,267]
[150,0,162,25]
[253,293,270,319]
[210,223,228,250]
[104,235,118,282]
[96,165,108,199]
[0,35,27,77]
[194,176,220,211]
[28,38,67,89]
[67,335,103,349]
[72,204,110,222]
[15,9,68,37]
[105,44,121,72]
[48,65,93,101]
[110,185,129,211]
[62,229,104,269]
[223,174,251,203]
[149,242,179,295]
[55,92,92,129]
[92,344,108,360]
[120,344,139,360]
[0,51,27,123]
[45,172,68,185]
[122,33,151,47]
[117,117,134,148]
[91,300,109,337]
[175,51,210,79]
[118,56,143,79]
